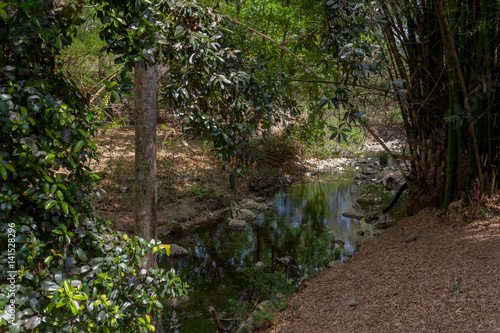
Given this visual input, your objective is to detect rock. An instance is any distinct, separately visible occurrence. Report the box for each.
[379,170,402,180]
[358,159,367,164]
[255,197,266,203]
[362,167,375,175]
[235,267,245,273]
[383,176,399,191]
[364,212,379,223]
[328,260,343,268]
[275,292,285,300]
[343,257,351,263]
[404,234,417,243]
[356,230,365,236]
[256,300,273,311]
[168,244,189,257]
[355,173,368,180]
[164,221,183,235]
[275,256,294,265]
[357,194,381,205]
[166,294,190,308]
[255,261,265,268]
[335,239,345,246]
[241,199,269,211]
[374,216,394,229]
[233,208,256,221]
[342,211,364,219]
[228,219,247,229]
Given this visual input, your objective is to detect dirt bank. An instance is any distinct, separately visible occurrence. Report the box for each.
[264,207,500,333]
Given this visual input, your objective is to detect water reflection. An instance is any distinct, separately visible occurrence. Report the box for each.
[159,173,373,332]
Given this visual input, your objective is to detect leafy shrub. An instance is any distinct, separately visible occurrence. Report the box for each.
[0,2,185,332]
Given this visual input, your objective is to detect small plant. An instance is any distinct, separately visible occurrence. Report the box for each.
[190,182,222,201]
[478,206,492,217]
[378,150,390,165]
[449,283,462,293]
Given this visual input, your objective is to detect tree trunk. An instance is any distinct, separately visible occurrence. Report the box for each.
[134,63,163,332]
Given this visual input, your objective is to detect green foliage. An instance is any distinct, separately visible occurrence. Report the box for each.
[377,151,389,165]
[190,182,222,202]
[295,226,336,278]
[449,283,462,293]
[90,0,298,181]
[0,1,185,331]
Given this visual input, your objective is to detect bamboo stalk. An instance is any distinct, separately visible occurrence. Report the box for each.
[435,1,484,196]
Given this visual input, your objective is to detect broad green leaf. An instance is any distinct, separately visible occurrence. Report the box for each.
[64,280,71,293]
[0,165,6,180]
[56,298,68,308]
[41,280,60,291]
[61,201,69,215]
[74,140,84,153]
[44,200,57,210]
[77,128,89,138]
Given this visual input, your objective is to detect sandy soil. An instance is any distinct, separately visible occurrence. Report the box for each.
[264,206,500,333]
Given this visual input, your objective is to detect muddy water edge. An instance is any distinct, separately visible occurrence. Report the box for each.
[159,171,375,332]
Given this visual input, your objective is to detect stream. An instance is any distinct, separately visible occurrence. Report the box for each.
[159,172,375,332]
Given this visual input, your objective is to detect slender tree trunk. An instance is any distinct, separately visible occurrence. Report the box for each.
[134,63,163,332]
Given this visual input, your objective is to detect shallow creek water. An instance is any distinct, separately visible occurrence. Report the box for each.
[159,172,375,332]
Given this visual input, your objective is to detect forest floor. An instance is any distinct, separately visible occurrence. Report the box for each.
[90,118,307,236]
[263,202,500,333]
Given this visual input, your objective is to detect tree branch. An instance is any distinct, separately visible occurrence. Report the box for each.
[230,17,409,179]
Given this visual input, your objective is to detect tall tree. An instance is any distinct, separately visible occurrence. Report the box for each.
[134,63,158,269]
[134,62,163,332]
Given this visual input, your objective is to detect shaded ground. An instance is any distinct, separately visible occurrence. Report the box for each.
[264,204,500,333]
[90,121,306,235]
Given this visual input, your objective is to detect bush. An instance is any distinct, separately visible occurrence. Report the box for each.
[0,2,185,332]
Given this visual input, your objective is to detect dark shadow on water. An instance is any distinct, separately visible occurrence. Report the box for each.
[159,172,374,332]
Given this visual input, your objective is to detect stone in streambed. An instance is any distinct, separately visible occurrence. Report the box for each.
[168,244,189,257]
[364,212,379,223]
[233,208,256,221]
[328,260,343,268]
[342,211,364,219]
[241,199,269,211]
[166,294,190,308]
[228,219,247,229]
[362,167,375,175]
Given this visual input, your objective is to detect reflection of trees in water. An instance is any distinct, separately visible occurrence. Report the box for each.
[160,225,255,287]
[159,179,366,332]
[160,180,361,285]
